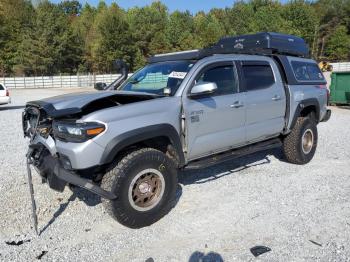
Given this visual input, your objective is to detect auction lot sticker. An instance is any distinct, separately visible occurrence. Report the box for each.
[169,71,187,79]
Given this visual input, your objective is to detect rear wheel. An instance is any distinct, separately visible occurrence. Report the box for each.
[101,148,178,228]
[283,116,318,165]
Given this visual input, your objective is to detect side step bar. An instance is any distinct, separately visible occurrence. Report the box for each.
[185,138,282,169]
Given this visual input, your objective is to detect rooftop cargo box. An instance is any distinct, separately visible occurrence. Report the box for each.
[212,32,310,58]
[149,32,310,63]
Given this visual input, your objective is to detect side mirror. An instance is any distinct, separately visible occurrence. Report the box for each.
[189,82,217,98]
[94,82,107,90]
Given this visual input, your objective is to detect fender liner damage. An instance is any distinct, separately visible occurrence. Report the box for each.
[100,124,185,167]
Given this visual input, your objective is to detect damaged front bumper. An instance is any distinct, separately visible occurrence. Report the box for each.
[27,142,116,200]
[23,105,115,200]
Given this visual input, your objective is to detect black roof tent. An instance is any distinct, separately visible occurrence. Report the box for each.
[148,32,310,63]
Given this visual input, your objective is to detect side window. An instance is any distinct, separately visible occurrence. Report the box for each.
[195,65,237,96]
[242,64,275,91]
[291,61,324,81]
[0,84,4,90]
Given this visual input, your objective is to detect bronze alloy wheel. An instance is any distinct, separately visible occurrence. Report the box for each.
[101,148,178,228]
[128,168,165,212]
[301,128,314,154]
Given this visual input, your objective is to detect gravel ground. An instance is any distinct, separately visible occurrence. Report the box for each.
[0,88,349,262]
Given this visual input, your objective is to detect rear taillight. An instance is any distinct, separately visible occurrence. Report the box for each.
[6,90,9,96]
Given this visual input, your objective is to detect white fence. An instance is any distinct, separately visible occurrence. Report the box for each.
[1,74,121,89]
[330,62,350,73]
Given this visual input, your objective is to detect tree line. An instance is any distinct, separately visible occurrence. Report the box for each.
[0,0,349,76]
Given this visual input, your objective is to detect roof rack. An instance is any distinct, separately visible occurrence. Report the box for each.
[148,32,310,63]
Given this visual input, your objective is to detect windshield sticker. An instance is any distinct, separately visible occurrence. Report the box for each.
[169,71,187,79]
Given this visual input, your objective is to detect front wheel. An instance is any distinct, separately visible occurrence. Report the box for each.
[282,116,318,165]
[101,148,178,228]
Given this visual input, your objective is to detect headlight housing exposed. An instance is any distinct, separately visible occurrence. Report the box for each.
[53,121,106,143]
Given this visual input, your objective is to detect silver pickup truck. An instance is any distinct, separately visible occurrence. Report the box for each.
[23,32,331,229]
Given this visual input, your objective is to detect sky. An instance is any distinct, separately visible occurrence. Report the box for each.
[50,0,288,13]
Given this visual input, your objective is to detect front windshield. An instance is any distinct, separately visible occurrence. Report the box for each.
[118,61,194,95]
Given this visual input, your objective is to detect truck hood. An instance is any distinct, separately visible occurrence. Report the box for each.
[26,90,159,118]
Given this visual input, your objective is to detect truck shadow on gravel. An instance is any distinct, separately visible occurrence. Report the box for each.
[40,149,283,234]
[40,187,101,235]
[179,148,283,185]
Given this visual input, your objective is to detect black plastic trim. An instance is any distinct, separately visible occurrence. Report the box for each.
[54,161,117,200]
[100,124,185,167]
[30,150,116,200]
[321,109,331,122]
[185,138,282,169]
[290,98,320,129]
[234,61,245,92]
[241,60,270,66]
[273,56,291,132]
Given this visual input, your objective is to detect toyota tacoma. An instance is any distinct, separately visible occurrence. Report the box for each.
[23,32,331,229]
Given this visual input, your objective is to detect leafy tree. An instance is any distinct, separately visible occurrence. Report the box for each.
[313,0,350,59]
[71,3,97,72]
[0,0,35,76]
[193,12,225,48]
[324,25,350,61]
[127,2,170,61]
[15,1,82,75]
[91,3,134,72]
[252,1,293,33]
[166,11,196,50]
[282,1,319,57]
[1,0,350,76]
[225,2,257,35]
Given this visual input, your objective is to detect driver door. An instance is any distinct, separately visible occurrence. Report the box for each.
[183,61,246,161]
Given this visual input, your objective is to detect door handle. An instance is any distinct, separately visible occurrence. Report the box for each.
[230,101,244,108]
[272,95,282,101]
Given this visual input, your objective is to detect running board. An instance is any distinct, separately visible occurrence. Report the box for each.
[185,138,282,169]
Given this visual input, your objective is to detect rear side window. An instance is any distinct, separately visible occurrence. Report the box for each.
[0,84,4,90]
[291,61,324,81]
[242,65,275,91]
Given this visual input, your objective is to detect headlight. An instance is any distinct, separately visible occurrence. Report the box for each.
[53,121,106,143]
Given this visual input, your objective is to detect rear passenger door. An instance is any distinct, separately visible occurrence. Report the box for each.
[240,60,286,143]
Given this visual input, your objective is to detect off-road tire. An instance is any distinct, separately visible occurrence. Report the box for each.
[101,148,178,228]
[283,116,318,165]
